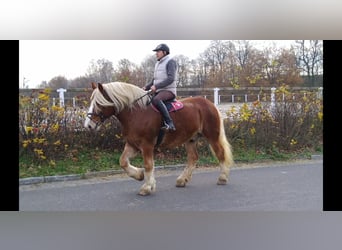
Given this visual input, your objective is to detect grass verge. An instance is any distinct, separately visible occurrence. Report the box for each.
[19,147,321,179]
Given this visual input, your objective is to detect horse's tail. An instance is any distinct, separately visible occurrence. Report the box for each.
[209,109,234,168]
[219,112,234,167]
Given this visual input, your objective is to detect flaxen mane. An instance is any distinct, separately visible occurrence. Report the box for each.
[91,82,151,113]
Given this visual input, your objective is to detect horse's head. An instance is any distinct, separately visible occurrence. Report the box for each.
[84,82,115,131]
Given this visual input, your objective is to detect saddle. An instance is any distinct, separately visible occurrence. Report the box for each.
[151,99,184,113]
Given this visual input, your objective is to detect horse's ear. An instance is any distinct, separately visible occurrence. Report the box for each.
[98,83,104,93]
[91,82,97,89]
[96,83,112,102]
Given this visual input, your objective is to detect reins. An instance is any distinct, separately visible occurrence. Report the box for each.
[133,89,153,104]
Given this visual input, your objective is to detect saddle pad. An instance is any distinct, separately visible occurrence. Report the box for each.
[151,100,184,113]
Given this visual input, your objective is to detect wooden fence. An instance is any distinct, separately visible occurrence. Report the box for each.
[19,86,323,108]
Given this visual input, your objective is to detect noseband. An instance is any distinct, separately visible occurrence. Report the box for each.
[86,112,106,129]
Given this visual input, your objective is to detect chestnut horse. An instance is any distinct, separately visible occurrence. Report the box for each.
[84,82,234,196]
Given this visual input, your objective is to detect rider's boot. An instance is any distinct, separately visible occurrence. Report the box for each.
[156,100,176,131]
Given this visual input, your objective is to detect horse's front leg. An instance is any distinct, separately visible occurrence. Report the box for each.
[138,146,156,196]
[119,143,144,181]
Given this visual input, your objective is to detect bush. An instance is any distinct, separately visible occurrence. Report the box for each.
[224,85,323,153]
[19,85,323,171]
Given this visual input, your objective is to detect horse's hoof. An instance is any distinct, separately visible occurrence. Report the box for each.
[176,179,187,187]
[138,182,156,196]
[138,190,150,196]
[217,178,228,185]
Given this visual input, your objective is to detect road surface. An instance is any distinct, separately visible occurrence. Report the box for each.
[20,159,322,211]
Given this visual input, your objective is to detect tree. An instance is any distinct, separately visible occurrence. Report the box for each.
[114,58,136,83]
[261,45,303,86]
[69,76,94,88]
[201,40,235,87]
[86,58,114,83]
[138,55,156,87]
[48,76,69,89]
[173,55,191,87]
[295,40,323,86]
[37,81,48,89]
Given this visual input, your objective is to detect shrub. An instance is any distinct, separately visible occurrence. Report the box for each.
[19,85,323,169]
[224,84,323,153]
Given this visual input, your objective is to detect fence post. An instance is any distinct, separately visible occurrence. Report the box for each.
[57,88,67,107]
[214,87,220,106]
[317,87,323,99]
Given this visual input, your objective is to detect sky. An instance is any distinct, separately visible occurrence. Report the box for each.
[19,40,295,88]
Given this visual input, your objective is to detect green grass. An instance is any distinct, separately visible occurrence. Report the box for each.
[19,146,321,179]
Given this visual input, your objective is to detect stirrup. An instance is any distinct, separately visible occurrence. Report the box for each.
[161,121,176,131]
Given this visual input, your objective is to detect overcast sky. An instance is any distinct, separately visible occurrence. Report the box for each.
[19,40,294,88]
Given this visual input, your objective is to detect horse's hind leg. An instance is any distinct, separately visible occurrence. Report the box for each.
[209,136,234,185]
[119,143,144,181]
[176,140,198,187]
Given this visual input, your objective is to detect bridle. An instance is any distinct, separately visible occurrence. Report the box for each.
[86,89,152,129]
[86,109,108,130]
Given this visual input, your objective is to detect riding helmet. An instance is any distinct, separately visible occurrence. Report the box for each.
[152,43,170,53]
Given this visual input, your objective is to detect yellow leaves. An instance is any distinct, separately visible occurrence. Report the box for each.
[53,140,61,146]
[34,148,46,160]
[229,106,236,113]
[249,127,256,135]
[25,126,33,133]
[38,93,49,101]
[246,75,261,85]
[230,81,240,89]
[51,105,64,112]
[51,123,59,133]
[40,107,49,113]
[240,103,252,121]
[290,139,297,146]
[276,84,291,95]
[317,111,323,121]
[42,88,52,95]
[33,137,46,144]
[22,140,31,148]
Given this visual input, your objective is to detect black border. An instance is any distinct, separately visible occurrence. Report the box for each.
[323,40,341,211]
[1,40,19,211]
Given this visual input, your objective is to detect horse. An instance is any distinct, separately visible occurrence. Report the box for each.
[84,81,234,196]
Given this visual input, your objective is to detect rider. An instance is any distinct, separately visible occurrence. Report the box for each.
[143,43,177,131]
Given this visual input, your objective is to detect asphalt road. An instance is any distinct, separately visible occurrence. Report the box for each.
[19,159,322,211]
